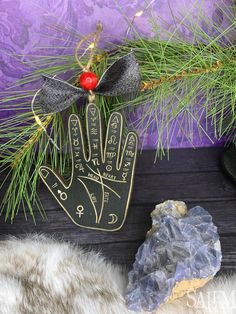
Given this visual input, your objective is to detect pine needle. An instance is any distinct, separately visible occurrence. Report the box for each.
[0,2,235,221]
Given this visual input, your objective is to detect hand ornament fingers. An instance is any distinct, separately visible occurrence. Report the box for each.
[104,112,123,168]
[39,107,138,231]
[39,166,68,202]
[86,103,103,161]
[69,114,87,172]
[119,131,138,182]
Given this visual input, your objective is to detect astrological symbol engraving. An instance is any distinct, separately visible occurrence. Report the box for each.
[122,172,128,181]
[75,151,80,158]
[106,165,112,172]
[79,164,85,172]
[40,107,138,231]
[108,213,118,224]
[75,163,84,172]
[76,205,84,218]
[128,134,136,146]
[91,128,98,135]
[73,138,80,147]
[57,190,67,201]
[125,150,135,158]
[93,142,98,150]
[112,116,119,123]
[90,193,97,203]
[108,135,118,145]
[72,127,78,134]
[124,161,131,167]
[92,158,100,166]
[89,107,96,116]
[106,152,116,159]
[104,192,109,203]
[111,122,118,129]
[71,119,77,127]
[110,116,119,130]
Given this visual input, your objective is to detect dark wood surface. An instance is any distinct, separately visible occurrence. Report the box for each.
[0,147,236,272]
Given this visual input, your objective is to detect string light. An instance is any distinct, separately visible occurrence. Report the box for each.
[30,24,103,151]
[126,0,157,36]
[88,42,95,49]
[74,22,103,72]
[135,10,144,17]
[34,115,43,127]
[31,88,60,150]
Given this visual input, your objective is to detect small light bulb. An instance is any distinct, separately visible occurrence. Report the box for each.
[35,115,42,126]
[88,42,95,49]
[135,10,144,17]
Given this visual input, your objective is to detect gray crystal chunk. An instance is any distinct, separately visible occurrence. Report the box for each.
[125,200,222,312]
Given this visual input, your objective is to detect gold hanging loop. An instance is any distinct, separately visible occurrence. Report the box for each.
[74,22,103,72]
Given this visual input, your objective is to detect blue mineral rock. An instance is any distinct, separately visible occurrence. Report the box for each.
[125,200,222,312]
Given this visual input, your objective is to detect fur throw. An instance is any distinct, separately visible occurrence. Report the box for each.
[0,235,235,314]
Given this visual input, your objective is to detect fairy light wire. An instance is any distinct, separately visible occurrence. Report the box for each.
[74,22,103,72]
[126,0,157,36]
[31,22,103,151]
[31,88,60,150]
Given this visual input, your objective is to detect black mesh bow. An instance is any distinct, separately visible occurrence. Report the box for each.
[39,52,141,114]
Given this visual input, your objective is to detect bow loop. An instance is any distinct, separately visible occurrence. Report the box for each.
[94,52,140,96]
[39,52,141,114]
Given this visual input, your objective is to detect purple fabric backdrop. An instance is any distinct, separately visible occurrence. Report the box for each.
[0,0,231,148]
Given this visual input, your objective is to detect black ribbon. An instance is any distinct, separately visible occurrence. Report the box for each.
[39,52,141,114]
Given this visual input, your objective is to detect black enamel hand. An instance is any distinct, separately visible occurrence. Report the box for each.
[39,104,138,231]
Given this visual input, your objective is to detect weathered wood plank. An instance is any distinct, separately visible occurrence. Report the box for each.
[132,172,236,204]
[82,236,236,272]
[1,170,235,210]
[1,149,235,207]
[0,147,235,274]
[0,200,236,241]
[135,148,224,174]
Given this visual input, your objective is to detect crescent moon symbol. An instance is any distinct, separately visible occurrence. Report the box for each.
[108,214,118,224]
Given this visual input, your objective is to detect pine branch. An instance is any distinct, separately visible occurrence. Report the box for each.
[0,2,235,221]
[11,115,53,168]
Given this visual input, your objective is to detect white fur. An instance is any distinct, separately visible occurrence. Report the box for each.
[0,235,234,314]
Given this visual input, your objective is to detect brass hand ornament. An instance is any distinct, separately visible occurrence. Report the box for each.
[39,104,138,231]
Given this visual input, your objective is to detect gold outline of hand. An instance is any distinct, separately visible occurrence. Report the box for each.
[39,104,138,231]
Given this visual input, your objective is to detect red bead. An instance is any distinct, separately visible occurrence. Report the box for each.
[79,72,98,91]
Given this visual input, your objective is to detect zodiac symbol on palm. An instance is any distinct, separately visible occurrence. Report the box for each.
[39,104,138,231]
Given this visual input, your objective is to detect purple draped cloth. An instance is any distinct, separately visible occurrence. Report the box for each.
[0,0,231,148]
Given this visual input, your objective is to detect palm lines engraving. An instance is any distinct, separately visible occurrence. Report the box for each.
[39,103,138,231]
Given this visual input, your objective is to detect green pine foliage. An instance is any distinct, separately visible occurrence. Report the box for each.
[0,3,235,221]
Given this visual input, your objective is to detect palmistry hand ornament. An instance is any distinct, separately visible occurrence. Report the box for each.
[39,104,138,231]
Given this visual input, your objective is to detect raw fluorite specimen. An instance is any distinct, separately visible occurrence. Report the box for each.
[125,200,222,312]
